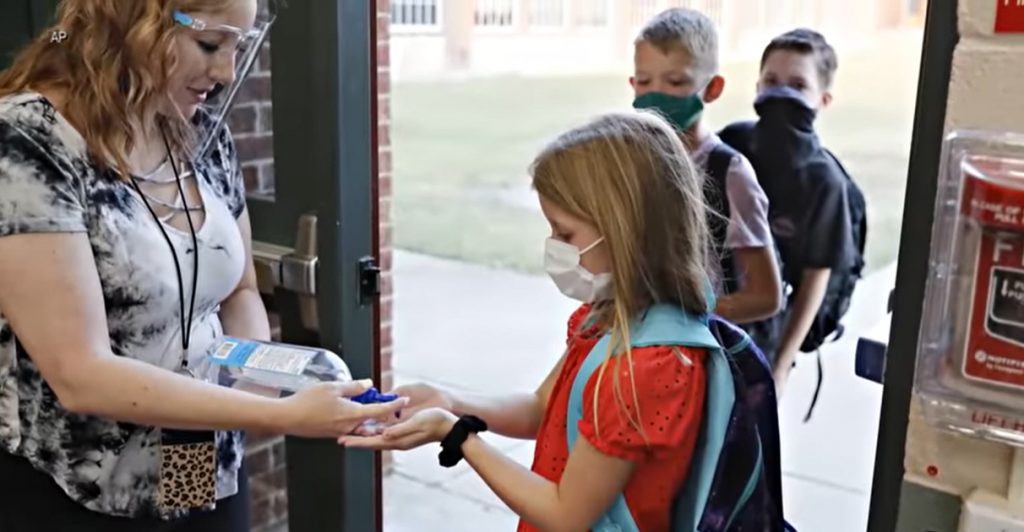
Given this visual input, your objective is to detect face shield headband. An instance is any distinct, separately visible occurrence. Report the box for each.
[172,7,276,160]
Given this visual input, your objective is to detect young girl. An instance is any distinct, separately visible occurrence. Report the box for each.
[343,110,719,531]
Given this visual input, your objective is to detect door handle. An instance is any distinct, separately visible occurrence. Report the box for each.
[252,213,380,330]
[252,213,320,331]
[281,214,318,296]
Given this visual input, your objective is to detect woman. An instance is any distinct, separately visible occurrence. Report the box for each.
[0,1,404,530]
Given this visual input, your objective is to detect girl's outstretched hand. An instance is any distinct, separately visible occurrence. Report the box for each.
[339,407,458,451]
[389,382,454,418]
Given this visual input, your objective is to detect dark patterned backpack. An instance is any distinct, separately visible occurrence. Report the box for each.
[565,304,793,531]
[688,315,792,531]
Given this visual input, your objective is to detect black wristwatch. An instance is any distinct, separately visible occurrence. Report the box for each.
[438,415,488,468]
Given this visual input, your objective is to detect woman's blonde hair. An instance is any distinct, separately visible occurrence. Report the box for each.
[531,109,713,442]
[0,0,239,178]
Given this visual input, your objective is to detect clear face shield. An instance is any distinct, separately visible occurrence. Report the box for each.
[172,6,276,159]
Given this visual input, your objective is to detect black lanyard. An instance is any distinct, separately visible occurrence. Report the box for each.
[128,127,199,374]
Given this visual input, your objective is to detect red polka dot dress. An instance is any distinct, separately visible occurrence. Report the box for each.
[517,305,708,532]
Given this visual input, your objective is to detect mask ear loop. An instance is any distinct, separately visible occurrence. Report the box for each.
[579,236,605,256]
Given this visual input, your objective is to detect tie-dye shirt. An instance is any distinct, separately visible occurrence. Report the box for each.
[0,92,248,518]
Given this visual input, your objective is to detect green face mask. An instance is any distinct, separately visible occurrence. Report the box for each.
[632,91,705,131]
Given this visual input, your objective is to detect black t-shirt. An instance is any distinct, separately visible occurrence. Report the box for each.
[763,156,854,286]
[720,119,856,289]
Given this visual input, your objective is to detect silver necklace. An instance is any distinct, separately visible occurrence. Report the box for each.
[135,156,169,181]
[134,158,197,185]
[134,167,205,224]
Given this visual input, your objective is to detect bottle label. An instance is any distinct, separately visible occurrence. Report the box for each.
[211,338,316,376]
[962,162,1024,389]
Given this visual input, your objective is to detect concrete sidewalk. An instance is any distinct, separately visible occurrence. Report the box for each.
[384,250,895,531]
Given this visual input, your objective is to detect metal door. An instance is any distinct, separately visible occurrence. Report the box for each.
[248,1,383,531]
[867,1,958,530]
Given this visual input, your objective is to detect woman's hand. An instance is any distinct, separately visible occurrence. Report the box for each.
[349,382,453,437]
[278,380,409,438]
[339,407,458,451]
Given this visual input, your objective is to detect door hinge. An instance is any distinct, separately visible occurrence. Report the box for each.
[358,256,381,305]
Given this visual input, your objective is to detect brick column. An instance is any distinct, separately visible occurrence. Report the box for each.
[443,0,475,69]
[876,0,907,29]
[515,0,531,32]
[231,0,394,529]
[610,0,635,65]
[377,0,396,475]
[245,432,289,531]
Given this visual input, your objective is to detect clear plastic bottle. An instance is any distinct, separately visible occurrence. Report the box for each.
[209,336,353,394]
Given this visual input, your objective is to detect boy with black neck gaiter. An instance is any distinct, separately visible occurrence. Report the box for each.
[720,29,860,400]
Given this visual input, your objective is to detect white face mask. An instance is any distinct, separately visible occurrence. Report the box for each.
[544,236,613,303]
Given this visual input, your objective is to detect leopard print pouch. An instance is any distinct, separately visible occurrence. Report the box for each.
[158,429,217,514]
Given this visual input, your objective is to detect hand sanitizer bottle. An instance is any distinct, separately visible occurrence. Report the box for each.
[209,337,353,394]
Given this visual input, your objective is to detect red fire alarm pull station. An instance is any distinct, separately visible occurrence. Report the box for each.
[915,130,1024,449]
[960,158,1024,389]
[996,0,1024,33]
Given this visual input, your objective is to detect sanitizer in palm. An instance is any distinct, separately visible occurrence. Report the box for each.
[210,337,353,394]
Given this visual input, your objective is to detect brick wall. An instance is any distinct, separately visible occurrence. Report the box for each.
[232,1,394,530]
[900,0,1024,503]
[233,39,275,196]
[377,0,395,434]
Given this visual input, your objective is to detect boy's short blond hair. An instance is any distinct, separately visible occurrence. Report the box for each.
[636,8,719,84]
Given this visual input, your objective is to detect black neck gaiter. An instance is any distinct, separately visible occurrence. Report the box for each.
[751,86,821,179]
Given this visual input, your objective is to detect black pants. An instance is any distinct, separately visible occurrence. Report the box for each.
[0,450,251,532]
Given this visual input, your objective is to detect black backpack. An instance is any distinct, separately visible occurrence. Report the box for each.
[704,143,741,294]
[703,143,788,360]
[806,150,867,352]
[717,121,867,352]
[718,122,868,421]
[701,316,793,532]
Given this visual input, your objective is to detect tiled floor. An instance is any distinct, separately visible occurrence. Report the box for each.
[383,251,894,531]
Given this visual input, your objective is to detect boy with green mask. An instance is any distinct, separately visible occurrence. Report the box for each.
[631,8,784,349]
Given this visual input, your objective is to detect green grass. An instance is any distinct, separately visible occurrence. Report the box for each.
[392,32,923,274]
[391,75,633,272]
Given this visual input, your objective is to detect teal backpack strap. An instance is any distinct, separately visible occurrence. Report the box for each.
[674,338,736,530]
[565,303,729,532]
[566,333,637,532]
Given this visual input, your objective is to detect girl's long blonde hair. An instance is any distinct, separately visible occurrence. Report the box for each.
[0,0,239,178]
[531,110,714,443]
